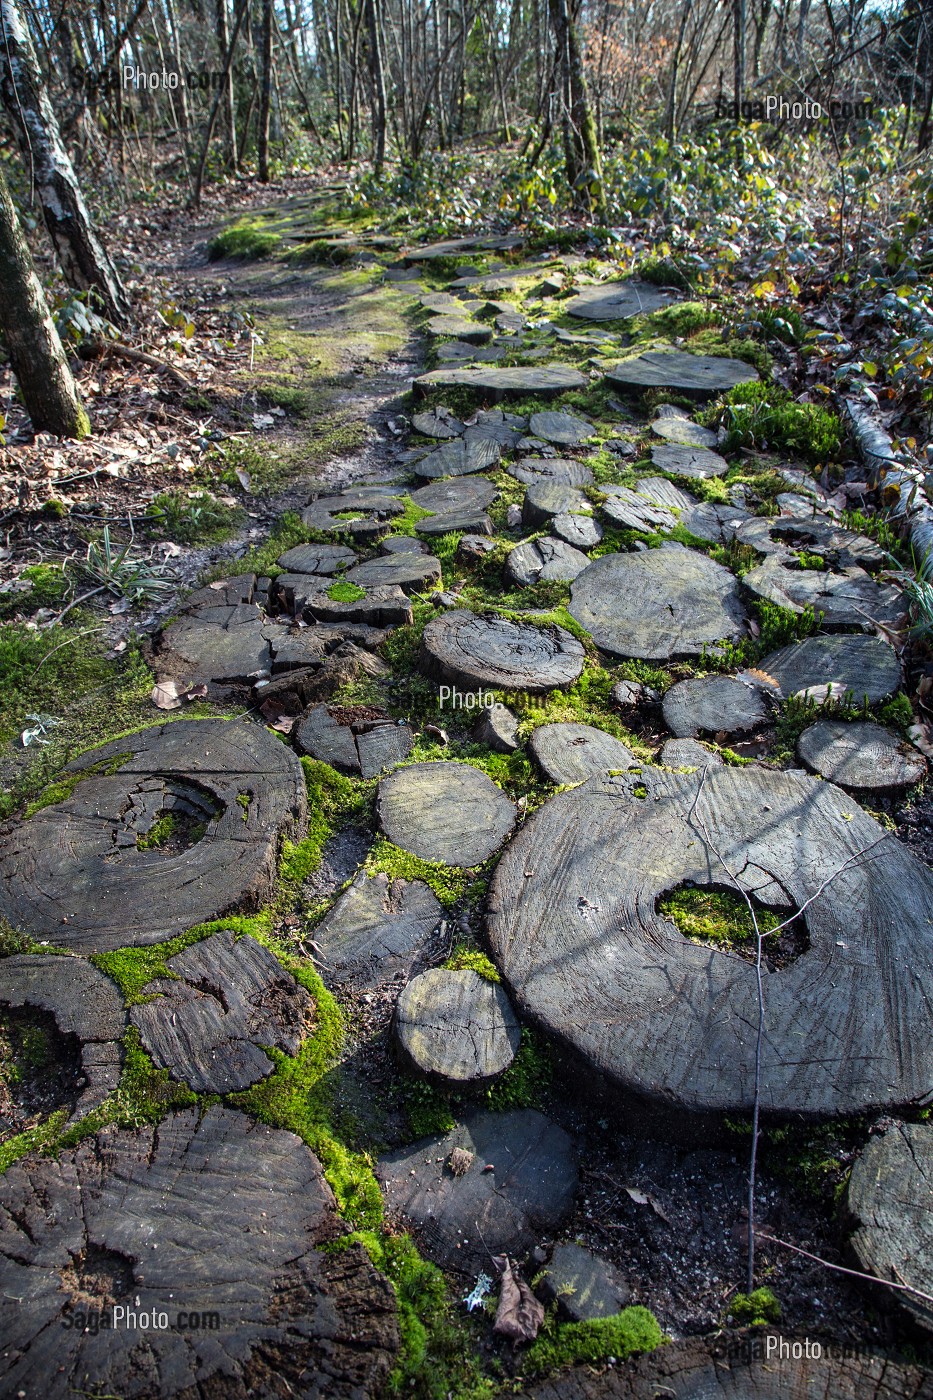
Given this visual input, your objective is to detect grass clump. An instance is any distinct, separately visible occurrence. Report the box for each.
[147,490,242,544]
[658,884,783,947]
[523,1306,663,1376]
[208,220,282,260]
[730,1287,782,1326]
[712,381,842,462]
[280,759,370,885]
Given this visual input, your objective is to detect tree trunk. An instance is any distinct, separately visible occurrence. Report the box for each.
[258,0,273,180]
[215,0,239,168]
[0,0,130,325]
[0,167,90,439]
[733,0,746,106]
[366,0,387,174]
[548,0,605,219]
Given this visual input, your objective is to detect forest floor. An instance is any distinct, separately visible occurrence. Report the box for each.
[0,173,932,1397]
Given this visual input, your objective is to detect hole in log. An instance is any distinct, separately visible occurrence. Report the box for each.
[0,1006,83,1141]
[59,1244,137,1309]
[656,882,809,971]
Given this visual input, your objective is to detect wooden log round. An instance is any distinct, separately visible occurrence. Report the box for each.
[797,720,926,790]
[411,406,464,439]
[743,557,904,630]
[506,538,590,587]
[650,416,718,448]
[565,279,679,321]
[276,542,358,575]
[377,760,516,866]
[569,551,748,660]
[379,1109,578,1273]
[519,1335,933,1399]
[313,872,442,991]
[0,1106,399,1398]
[301,489,405,534]
[413,365,588,400]
[420,608,586,692]
[662,675,771,738]
[768,516,884,571]
[847,1121,933,1335]
[552,511,603,548]
[344,552,442,593]
[606,351,758,399]
[529,722,637,785]
[426,315,493,344]
[130,931,315,1093]
[413,429,501,478]
[409,477,497,512]
[394,968,520,1082]
[528,410,593,444]
[760,635,902,704]
[157,600,272,687]
[522,483,590,529]
[486,764,933,1116]
[680,501,750,544]
[0,720,307,953]
[509,457,595,487]
[650,443,729,478]
[599,485,679,532]
[0,955,125,1114]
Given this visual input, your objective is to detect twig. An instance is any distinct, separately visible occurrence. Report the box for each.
[30,625,110,675]
[52,585,108,624]
[88,341,197,392]
[755,1231,933,1308]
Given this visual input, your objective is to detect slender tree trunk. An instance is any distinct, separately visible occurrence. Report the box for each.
[0,0,130,324]
[733,0,746,105]
[257,0,273,179]
[0,167,90,439]
[215,0,239,168]
[366,0,386,173]
[548,0,605,219]
[193,0,249,204]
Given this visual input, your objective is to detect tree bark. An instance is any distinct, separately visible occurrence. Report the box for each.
[548,0,605,220]
[0,0,130,325]
[0,166,90,439]
[215,0,239,168]
[366,0,387,174]
[733,0,747,105]
[258,0,273,180]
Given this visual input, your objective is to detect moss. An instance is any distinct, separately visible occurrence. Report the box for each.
[404,1076,458,1139]
[878,691,914,735]
[485,1029,553,1112]
[147,490,242,545]
[523,1306,663,1376]
[0,1108,69,1174]
[636,300,719,339]
[730,1287,782,1326]
[327,580,368,603]
[280,759,370,886]
[209,511,320,581]
[0,563,71,620]
[443,947,500,981]
[208,219,282,260]
[23,751,131,818]
[658,885,783,947]
[135,812,177,850]
[365,836,472,909]
[389,497,434,537]
[711,381,842,462]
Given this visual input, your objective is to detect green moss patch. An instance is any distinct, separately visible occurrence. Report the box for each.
[280,759,370,886]
[365,836,472,909]
[327,580,367,603]
[657,884,784,948]
[712,381,841,462]
[523,1306,663,1376]
[208,220,282,260]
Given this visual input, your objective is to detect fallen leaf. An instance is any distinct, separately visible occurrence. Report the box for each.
[908,722,933,759]
[492,1259,543,1344]
[448,1147,474,1177]
[269,715,296,734]
[792,681,849,704]
[151,680,208,710]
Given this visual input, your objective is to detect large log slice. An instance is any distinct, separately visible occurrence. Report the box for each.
[487,765,933,1117]
[0,720,307,953]
[0,1106,399,1398]
[519,1335,933,1399]
[420,609,585,692]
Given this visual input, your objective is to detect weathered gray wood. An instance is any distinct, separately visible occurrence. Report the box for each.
[413,430,501,478]
[662,675,771,738]
[0,721,307,953]
[301,489,406,535]
[377,761,516,866]
[552,511,603,548]
[651,416,718,448]
[523,483,591,528]
[599,485,679,532]
[848,1121,933,1335]
[296,704,414,778]
[414,365,588,399]
[394,968,520,1082]
[630,476,695,511]
[417,507,494,535]
[607,351,758,399]
[506,538,590,587]
[345,553,442,593]
[435,339,505,363]
[680,501,750,543]
[509,457,595,487]
[768,517,885,571]
[379,1109,578,1272]
[0,956,125,1114]
[661,738,724,769]
[760,635,902,704]
[401,234,523,262]
[487,765,933,1115]
[538,1243,630,1321]
[566,279,679,321]
[412,406,464,439]
[651,443,729,478]
[420,609,586,691]
[0,1105,399,1398]
[131,931,314,1093]
[468,407,527,450]
[743,558,904,630]
[282,579,413,627]
[570,551,748,660]
[409,477,497,512]
[157,601,272,687]
[276,543,358,575]
[313,872,442,991]
[420,293,462,313]
[797,721,926,790]
[427,315,493,344]
[356,722,416,779]
[528,411,593,444]
[380,534,427,554]
[529,723,637,785]
[520,1335,933,1399]
[473,702,520,752]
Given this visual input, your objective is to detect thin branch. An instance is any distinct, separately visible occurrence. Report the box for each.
[756,1231,933,1308]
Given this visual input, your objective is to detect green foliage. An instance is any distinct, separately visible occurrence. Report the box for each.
[877,691,914,735]
[753,305,806,346]
[713,381,842,462]
[443,947,500,981]
[147,490,241,544]
[327,579,367,602]
[658,885,783,947]
[365,836,472,908]
[280,759,369,885]
[523,1306,663,1375]
[136,812,178,849]
[731,1288,782,1326]
[79,525,174,605]
[211,510,317,580]
[208,219,282,260]
[404,1077,457,1139]
[484,1029,553,1112]
[0,564,71,620]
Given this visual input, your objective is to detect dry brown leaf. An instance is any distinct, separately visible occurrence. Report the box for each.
[492,1258,543,1344]
[151,679,208,710]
